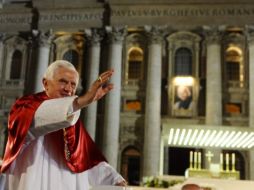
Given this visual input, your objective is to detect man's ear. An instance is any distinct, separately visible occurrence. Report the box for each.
[42,78,47,90]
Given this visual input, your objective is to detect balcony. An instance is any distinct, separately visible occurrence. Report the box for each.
[0,79,25,97]
[0,79,25,91]
[227,81,247,90]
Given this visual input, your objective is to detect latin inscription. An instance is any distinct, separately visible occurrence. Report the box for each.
[0,11,103,25]
[39,12,103,22]
[0,15,31,24]
[112,7,254,17]
[1,6,254,25]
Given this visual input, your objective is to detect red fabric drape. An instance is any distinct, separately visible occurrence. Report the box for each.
[0,92,106,173]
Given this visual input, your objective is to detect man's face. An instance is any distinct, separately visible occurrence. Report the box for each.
[43,67,79,98]
[179,89,188,100]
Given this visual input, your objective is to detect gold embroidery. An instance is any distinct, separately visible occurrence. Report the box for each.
[63,128,70,161]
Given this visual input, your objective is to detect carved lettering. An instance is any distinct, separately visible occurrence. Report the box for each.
[0,15,31,24]
[112,7,254,18]
[39,12,103,22]
[2,7,254,24]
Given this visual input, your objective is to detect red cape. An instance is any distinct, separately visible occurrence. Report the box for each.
[0,92,106,173]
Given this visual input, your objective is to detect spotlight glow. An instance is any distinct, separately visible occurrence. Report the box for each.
[164,125,254,150]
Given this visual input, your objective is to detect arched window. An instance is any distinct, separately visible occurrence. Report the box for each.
[121,146,141,186]
[225,47,242,82]
[224,46,244,116]
[174,48,192,76]
[10,50,22,79]
[63,50,79,69]
[128,48,143,80]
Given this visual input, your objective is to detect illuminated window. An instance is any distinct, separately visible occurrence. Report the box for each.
[174,48,192,76]
[128,48,143,80]
[124,99,142,112]
[225,103,241,114]
[226,49,241,81]
[225,46,244,86]
[10,50,22,79]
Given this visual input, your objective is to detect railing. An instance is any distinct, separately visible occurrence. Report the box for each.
[0,79,25,88]
[0,79,25,90]
[124,79,145,87]
[227,81,245,88]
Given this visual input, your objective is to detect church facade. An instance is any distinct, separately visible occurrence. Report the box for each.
[1,0,254,185]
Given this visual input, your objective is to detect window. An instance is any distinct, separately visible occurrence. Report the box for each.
[128,48,143,80]
[174,48,192,76]
[10,50,22,79]
[227,62,240,81]
[225,48,242,82]
[124,99,142,112]
[63,50,79,69]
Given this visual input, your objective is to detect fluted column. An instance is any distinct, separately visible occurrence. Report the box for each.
[143,26,163,177]
[247,28,254,180]
[102,27,126,168]
[34,32,52,92]
[83,29,102,140]
[205,28,222,125]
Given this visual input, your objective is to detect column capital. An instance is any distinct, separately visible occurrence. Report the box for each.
[85,28,103,46]
[38,31,54,47]
[106,26,127,44]
[144,25,166,45]
[245,25,254,45]
[203,26,224,45]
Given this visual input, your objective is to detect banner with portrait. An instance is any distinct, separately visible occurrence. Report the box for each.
[173,84,194,117]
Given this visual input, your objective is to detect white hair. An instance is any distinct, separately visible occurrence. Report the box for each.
[44,60,79,82]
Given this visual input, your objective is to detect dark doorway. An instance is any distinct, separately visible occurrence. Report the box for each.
[128,156,140,185]
[222,150,245,179]
[168,147,196,175]
[121,147,141,186]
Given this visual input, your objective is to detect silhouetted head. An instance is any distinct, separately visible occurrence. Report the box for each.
[182,183,201,190]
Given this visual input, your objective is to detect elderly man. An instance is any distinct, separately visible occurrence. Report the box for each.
[0,60,126,190]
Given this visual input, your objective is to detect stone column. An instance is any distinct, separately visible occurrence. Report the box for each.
[247,29,254,180]
[102,27,126,168]
[143,26,163,177]
[34,32,52,92]
[0,33,4,79]
[0,33,6,157]
[204,27,223,166]
[83,29,102,140]
[205,28,222,126]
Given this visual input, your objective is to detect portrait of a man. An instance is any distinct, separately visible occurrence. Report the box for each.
[174,85,193,110]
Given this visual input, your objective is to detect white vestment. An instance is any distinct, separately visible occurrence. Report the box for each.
[0,96,123,190]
